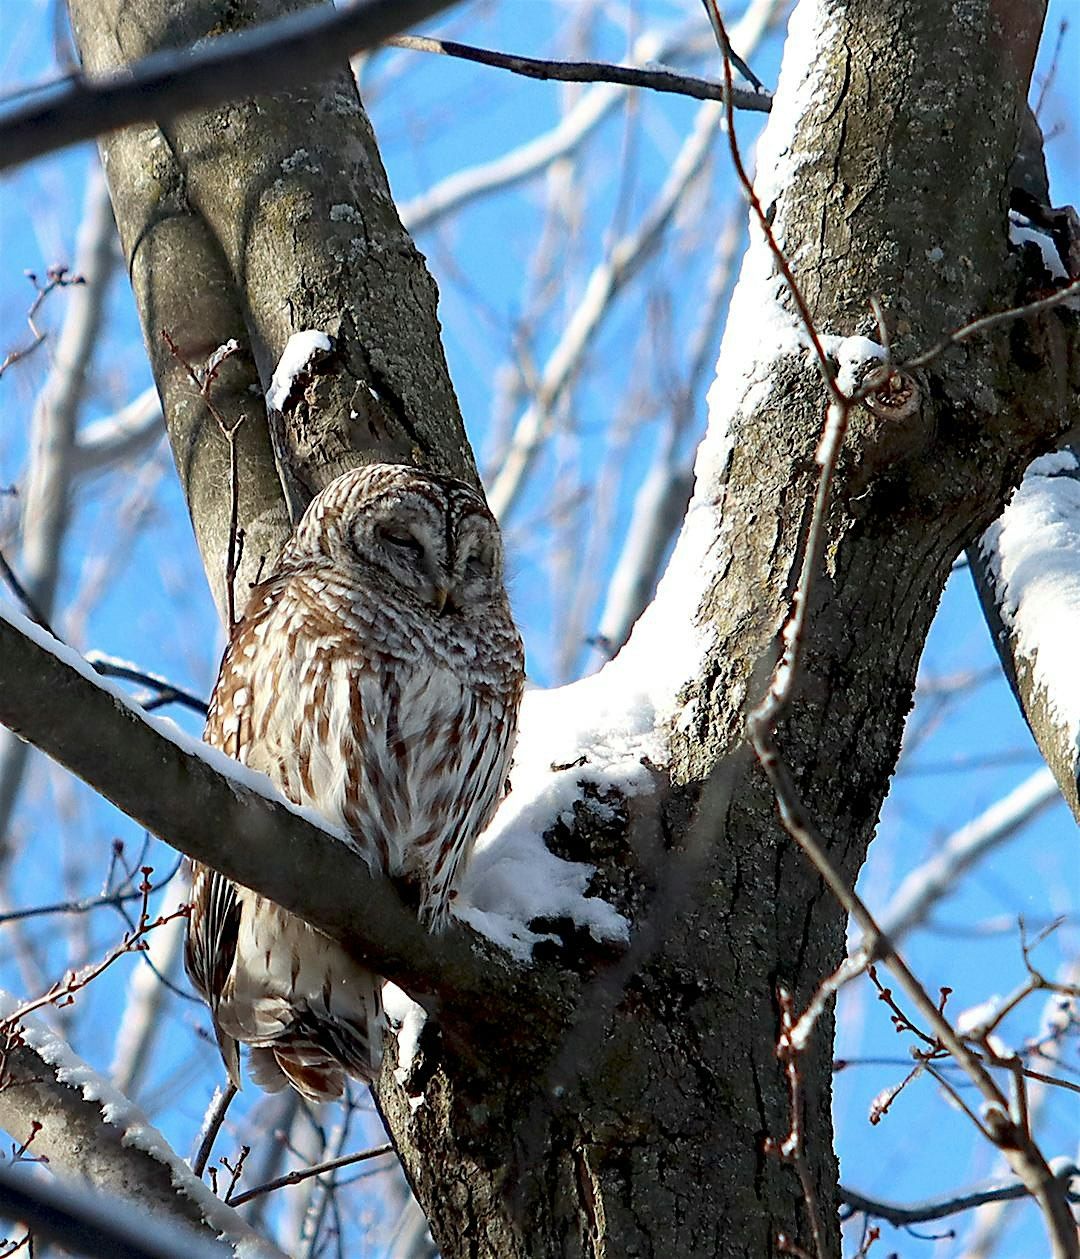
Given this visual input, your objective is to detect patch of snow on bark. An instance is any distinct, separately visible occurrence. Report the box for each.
[266,330,332,412]
[461,2,856,957]
[980,450,1080,769]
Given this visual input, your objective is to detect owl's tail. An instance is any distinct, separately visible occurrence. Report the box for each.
[245,995,384,1103]
[215,1022,242,1092]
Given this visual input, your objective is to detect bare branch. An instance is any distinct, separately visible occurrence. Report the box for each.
[840,1170,1080,1227]
[399,25,707,232]
[0,0,459,173]
[0,604,533,1019]
[0,168,117,862]
[226,1143,394,1208]
[388,35,771,113]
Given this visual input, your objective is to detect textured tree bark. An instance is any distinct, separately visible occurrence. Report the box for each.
[50,0,1080,1257]
[67,0,475,618]
[380,2,1076,1256]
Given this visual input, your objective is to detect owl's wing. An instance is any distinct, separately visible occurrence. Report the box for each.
[183,612,264,1088]
[184,863,242,1087]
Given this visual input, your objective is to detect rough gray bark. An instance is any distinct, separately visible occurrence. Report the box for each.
[380,5,1076,1257]
[68,0,475,618]
[8,0,1075,1257]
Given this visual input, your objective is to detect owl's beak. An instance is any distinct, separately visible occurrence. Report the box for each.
[431,585,450,615]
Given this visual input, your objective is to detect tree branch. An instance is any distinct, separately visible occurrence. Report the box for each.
[0,1000,280,1256]
[0,604,537,1020]
[0,0,459,173]
[0,1163,231,1259]
[840,1169,1080,1227]
[388,35,771,113]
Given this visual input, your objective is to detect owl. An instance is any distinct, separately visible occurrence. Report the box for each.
[184,463,524,1102]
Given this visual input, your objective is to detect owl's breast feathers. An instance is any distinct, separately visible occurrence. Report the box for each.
[187,533,522,1098]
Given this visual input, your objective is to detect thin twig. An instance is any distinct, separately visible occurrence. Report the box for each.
[191,1084,238,1179]
[388,34,771,112]
[906,276,1080,370]
[840,1171,1080,1227]
[0,857,183,926]
[161,331,246,626]
[226,1143,394,1208]
[0,266,85,379]
[0,868,189,1035]
[698,0,765,89]
[767,989,827,1259]
[0,549,54,635]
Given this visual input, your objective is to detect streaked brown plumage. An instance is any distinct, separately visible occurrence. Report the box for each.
[184,464,524,1101]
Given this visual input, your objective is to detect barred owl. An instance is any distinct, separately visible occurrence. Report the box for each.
[184,464,524,1102]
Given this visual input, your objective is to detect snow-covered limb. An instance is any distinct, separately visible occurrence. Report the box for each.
[973,449,1080,820]
[0,599,465,1000]
[0,991,282,1257]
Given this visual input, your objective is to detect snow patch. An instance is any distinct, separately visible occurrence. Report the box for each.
[1009,211,1069,281]
[382,982,427,1089]
[456,680,656,958]
[266,331,332,412]
[955,996,1003,1036]
[980,450,1080,768]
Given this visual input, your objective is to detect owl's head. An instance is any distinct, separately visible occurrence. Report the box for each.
[288,463,506,615]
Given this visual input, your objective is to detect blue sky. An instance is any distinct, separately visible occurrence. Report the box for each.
[0,2,1077,1255]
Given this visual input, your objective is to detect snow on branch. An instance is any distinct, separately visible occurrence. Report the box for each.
[975,449,1080,817]
[0,600,473,1002]
[0,992,282,1257]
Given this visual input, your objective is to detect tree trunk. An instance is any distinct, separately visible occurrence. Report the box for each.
[60,0,1079,1256]
[68,0,475,619]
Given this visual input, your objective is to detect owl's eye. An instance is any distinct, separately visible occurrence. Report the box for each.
[464,552,492,581]
[378,526,424,557]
